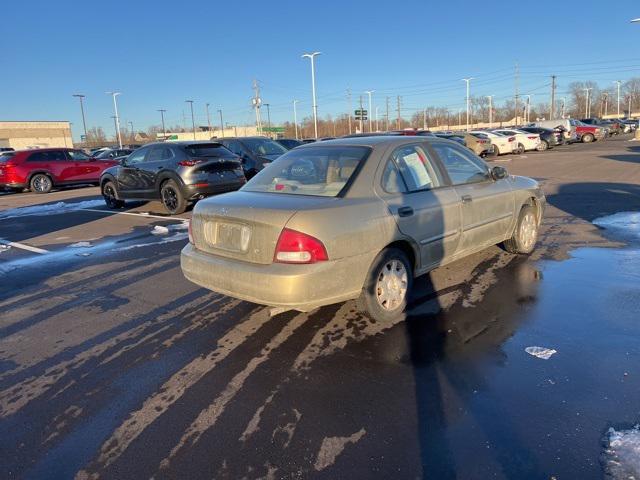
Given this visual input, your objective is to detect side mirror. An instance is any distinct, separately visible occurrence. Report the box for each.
[491,165,508,180]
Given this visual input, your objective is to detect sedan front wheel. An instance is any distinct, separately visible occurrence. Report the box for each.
[504,205,538,254]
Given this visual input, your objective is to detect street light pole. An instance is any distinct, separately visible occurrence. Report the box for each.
[523,95,531,123]
[106,91,122,148]
[486,95,493,126]
[72,94,88,144]
[217,109,224,138]
[264,103,272,137]
[128,121,134,140]
[293,100,299,139]
[364,90,374,132]
[157,109,167,140]
[302,51,321,139]
[584,88,592,118]
[614,80,622,118]
[375,106,380,132]
[462,78,474,131]
[423,108,427,130]
[205,103,212,135]
[185,100,196,140]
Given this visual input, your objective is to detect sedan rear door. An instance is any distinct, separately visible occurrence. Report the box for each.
[377,143,462,271]
[430,141,514,253]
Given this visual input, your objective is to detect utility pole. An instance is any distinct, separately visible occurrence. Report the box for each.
[487,95,493,126]
[629,96,632,117]
[523,95,531,123]
[106,91,122,148]
[205,103,212,135]
[128,121,134,140]
[185,100,196,140]
[293,100,299,139]
[347,89,352,134]
[217,109,224,138]
[375,106,380,131]
[550,75,556,119]
[157,109,167,139]
[602,93,609,117]
[560,98,566,118]
[614,80,622,118]
[72,94,88,144]
[458,108,462,127]
[584,88,592,118]
[302,51,321,139]
[252,79,262,135]
[264,103,272,136]
[359,95,364,133]
[365,90,374,133]
[462,78,473,131]
[385,96,390,131]
[396,96,401,130]
[423,108,427,130]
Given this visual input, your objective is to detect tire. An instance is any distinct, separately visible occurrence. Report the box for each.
[536,140,549,151]
[492,144,501,156]
[30,173,52,193]
[102,181,125,209]
[582,133,594,143]
[503,205,539,255]
[160,179,187,215]
[356,247,413,323]
[516,143,525,154]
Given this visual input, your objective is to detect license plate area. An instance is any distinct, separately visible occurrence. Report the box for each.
[204,221,251,253]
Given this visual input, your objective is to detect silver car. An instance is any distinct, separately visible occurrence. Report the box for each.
[181,136,545,322]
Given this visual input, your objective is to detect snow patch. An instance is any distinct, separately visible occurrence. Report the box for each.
[69,241,93,248]
[117,232,188,251]
[593,212,640,242]
[151,222,188,236]
[0,244,11,253]
[314,429,366,471]
[602,425,640,479]
[525,346,557,360]
[0,200,105,220]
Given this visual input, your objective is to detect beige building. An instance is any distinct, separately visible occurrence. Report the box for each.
[158,125,260,141]
[0,121,73,150]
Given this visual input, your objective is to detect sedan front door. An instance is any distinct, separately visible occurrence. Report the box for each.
[430,141,515,253]
[377,143,462,271]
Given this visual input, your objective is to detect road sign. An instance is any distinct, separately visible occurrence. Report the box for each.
[263,127,285,133]
[355,109,368,116]
[355,116,368,121]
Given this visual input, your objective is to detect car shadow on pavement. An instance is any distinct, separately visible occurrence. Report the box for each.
[598,145,640,165]
[546,182,640,222]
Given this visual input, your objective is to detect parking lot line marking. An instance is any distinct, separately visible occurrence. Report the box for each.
[82,209,183,221]
[0,240,49,254]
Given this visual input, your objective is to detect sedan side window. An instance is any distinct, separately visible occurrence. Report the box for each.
[389,145,442,192]
[67,150,91,161]
[432,143,490,185]
[126,148,147,164]
[382,160,407,193]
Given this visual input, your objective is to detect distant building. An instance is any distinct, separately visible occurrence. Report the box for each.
[0,121,73,149]
[157,125,260,141]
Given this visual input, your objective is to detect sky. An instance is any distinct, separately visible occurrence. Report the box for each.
[3,0,640,140]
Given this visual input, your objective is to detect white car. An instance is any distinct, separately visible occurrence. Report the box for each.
[493,129,541,153]
[469,131,516,156]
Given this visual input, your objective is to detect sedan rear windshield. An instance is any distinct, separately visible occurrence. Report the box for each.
[185,143,235,157]
[0,152,16,161]
[242,146,370,197]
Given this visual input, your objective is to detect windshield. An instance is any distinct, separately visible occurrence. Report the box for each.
[0,152,16,161]
[242,146,370,197]
[242,138,287,156]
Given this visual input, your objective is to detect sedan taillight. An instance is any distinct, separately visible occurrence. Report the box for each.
[527,136,537,140]
[274,228,328,264]
[508,137,515,142]
[178,159,203,167]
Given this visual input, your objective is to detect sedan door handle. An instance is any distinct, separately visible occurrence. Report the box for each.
[461,195,473,204]
[398,206,414,217]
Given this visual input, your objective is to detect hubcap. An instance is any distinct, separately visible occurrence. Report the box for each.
[34,176,50,192]
[520,213,537,250]
[162,187,178,210]
[375,260,408,311]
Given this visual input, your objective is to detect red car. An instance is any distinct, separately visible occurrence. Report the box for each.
[575,124,606,143]
[0,148,119,193]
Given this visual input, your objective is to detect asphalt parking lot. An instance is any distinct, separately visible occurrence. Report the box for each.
[2,136,640,479]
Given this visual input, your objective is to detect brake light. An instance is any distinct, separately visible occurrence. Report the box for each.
[178,159,202,167]
[508,137,515,142]
[527,136,537,140]
[274,228,328,264]
[188,220,194,244]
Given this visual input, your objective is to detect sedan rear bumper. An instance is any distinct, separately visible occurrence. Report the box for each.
[180,243,370,311]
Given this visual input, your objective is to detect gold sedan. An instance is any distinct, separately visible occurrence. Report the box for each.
[181,136,545,322]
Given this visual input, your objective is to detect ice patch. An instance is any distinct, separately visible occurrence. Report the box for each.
[593,212,640,242]
[117,232,188,251]
[75,252,92,257]
[0,244,11,253]
[152,226,169,235]
[525,346,557,360]
[151,222,188,236]
[602,425,640,479]
[0,200,105,220]
[69,241,93,248]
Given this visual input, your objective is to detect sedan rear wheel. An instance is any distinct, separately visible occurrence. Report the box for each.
[357,247,413,322]
[160,179,187,215]
[536,140,549,151]
[516,143,525,154]
[30,174,52,193]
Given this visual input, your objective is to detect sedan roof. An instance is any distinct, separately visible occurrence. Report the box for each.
[295,135,436,149]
